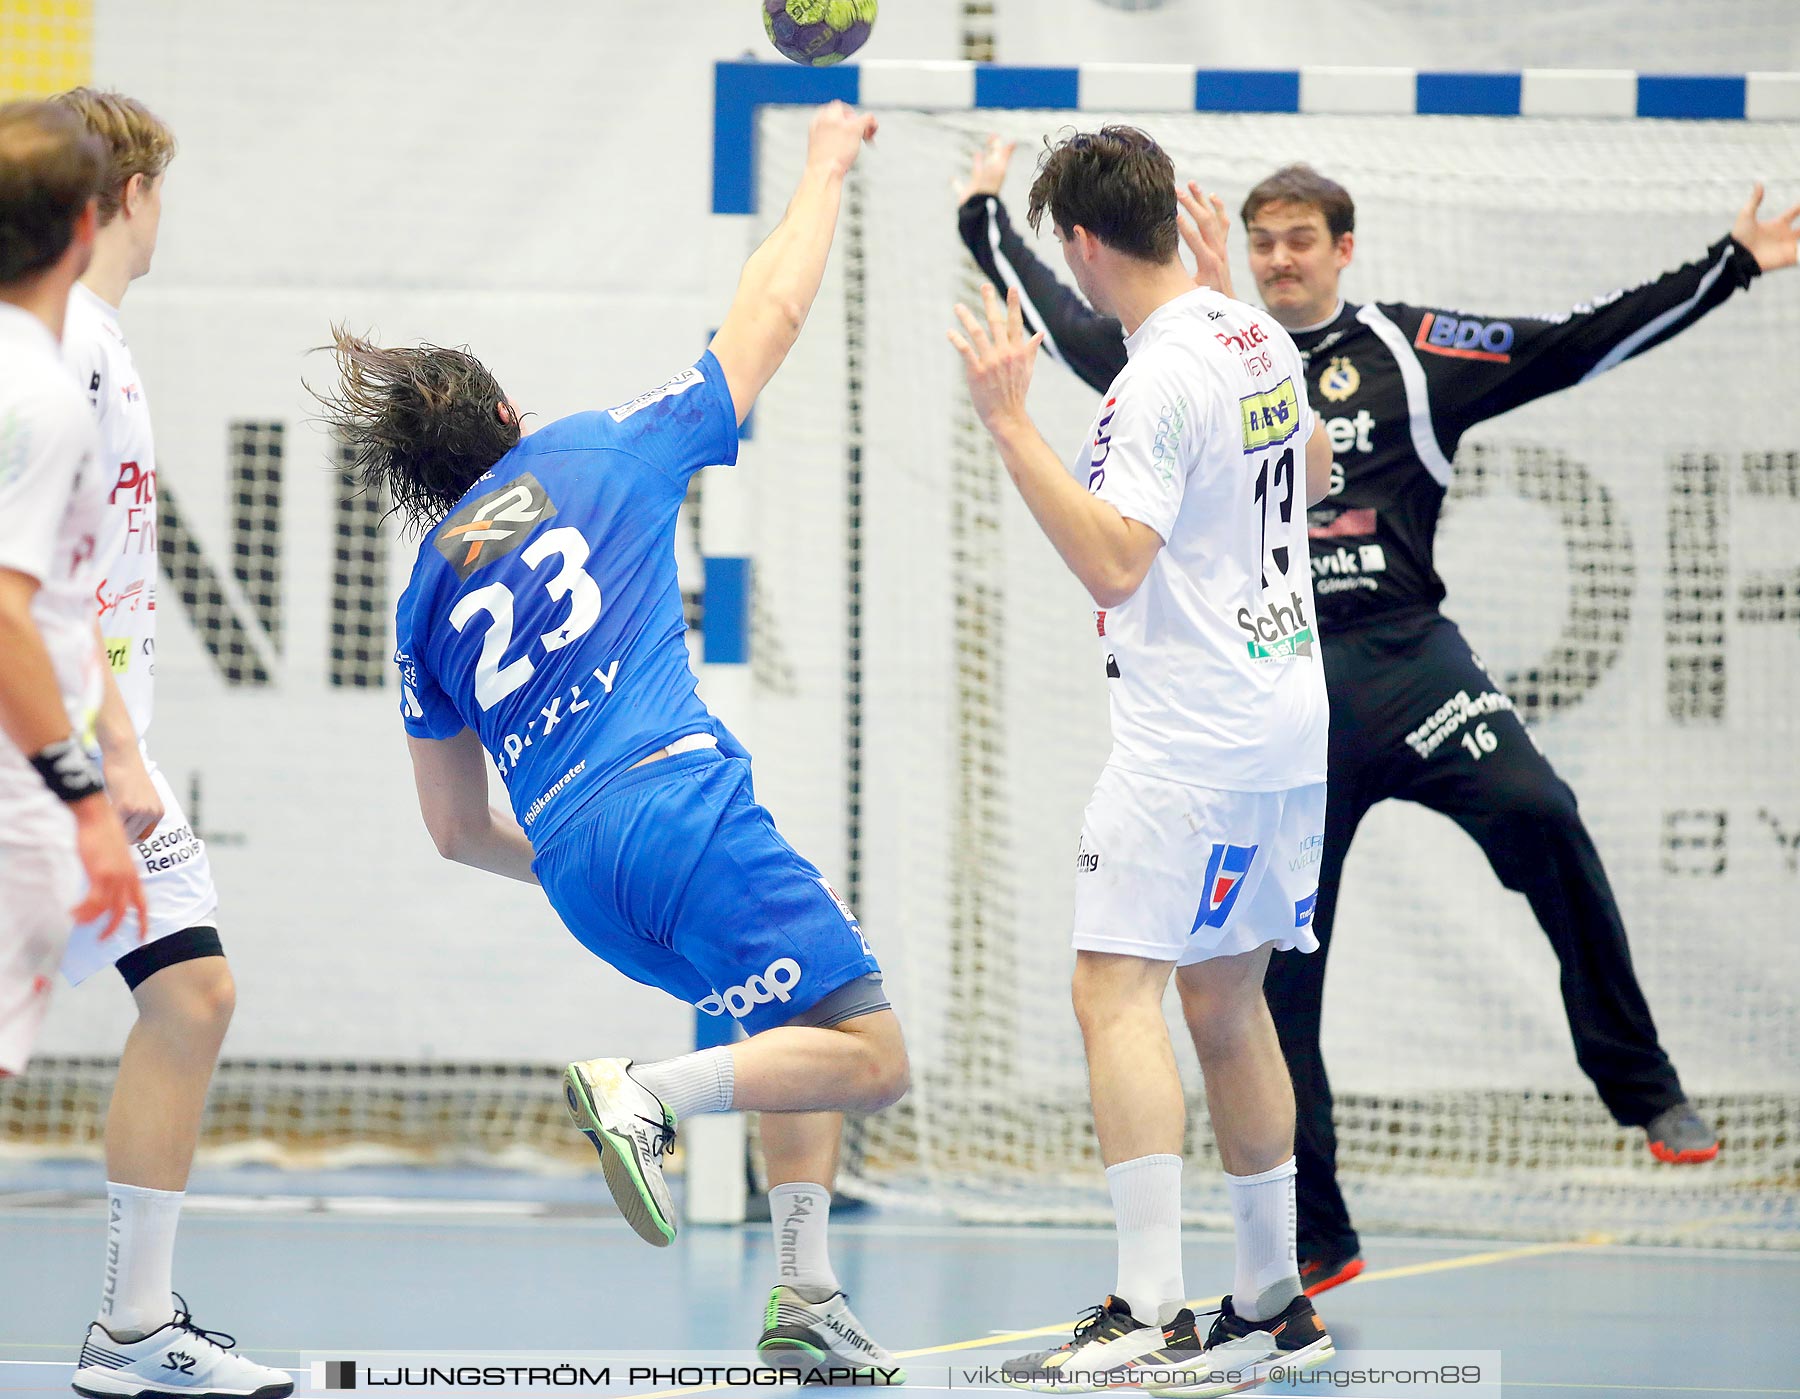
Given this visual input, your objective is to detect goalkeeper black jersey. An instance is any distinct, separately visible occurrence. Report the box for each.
[957,195,1762,631]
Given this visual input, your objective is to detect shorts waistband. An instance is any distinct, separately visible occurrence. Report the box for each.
[597,743,729,800]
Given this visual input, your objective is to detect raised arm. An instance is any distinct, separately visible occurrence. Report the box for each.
[1409,185,1796,435]
[708,101,877,425]
[951,285,1163,609]
[955,140,1233,395]
[958,188,1127,394]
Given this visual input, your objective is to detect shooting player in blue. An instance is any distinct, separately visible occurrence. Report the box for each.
[312,102,908,1380]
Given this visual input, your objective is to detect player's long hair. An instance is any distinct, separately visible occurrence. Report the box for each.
[310,326,521,537]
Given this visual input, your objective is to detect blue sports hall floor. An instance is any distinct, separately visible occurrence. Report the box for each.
[1,1163,1795,1398]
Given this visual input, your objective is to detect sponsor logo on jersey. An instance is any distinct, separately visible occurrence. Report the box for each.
[1323,410,1374,455]
[607,365,705,422]
[1076,840,1100,874]
[1294,890,1318,928]
[104,637,130,672]
[1311,543,1387,577]
[1088,397,1117,492]
[1319,356,1360,402]
[818,878,873,956]
[1290,833,1324,872]
[1095,610,1106,637]
[133,821,203,874]
[1237,590,1315,660]
[1413,312,1514,362]
[1215,322,1270,355]
[96,579,149,618]
[491,660,622,773]
[1193,842,1259,930]
[696,957,803,1019]
[109,460,152,505]
[1404,687,1516,760]
[1239,378,1301,452]
[1151,396,1188,485]
[435,472,558,579]
[522,759,587,826]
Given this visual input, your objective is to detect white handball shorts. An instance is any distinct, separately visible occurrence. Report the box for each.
[1071,765,1326,965]
[61,750,219,986]
[0,834,81,1075]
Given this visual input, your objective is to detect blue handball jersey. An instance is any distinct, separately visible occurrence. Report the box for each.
[394,353,739,845]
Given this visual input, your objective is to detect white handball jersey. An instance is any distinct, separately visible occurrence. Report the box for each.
[64,283,156,738]
[0,301,106,841]
[1078,286,1327,791]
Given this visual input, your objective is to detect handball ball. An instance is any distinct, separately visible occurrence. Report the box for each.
[763,0,877,67]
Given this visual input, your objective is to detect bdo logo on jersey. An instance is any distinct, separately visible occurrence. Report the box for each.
[697,957,804,1019]
[1413,312,1514,362]
[1193,843,1259,930]
[434,472,559,579]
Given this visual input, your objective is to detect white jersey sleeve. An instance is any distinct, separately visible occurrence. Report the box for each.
[1086,351,1207,545]
[0,384,99,584]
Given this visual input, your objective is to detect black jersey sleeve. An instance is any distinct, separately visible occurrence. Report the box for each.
[957,194,1127,394]
[1390,234,1761,437]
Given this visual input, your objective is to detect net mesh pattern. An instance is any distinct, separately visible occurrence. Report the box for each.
[745,106,1800,1247]
[0,1058,595,1171]
[330,443,390,689]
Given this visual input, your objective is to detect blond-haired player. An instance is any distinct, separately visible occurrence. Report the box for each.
[51,87,291,1399]
[0,100,143,1077]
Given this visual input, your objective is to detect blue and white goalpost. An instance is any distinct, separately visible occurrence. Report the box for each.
[691,60,1800,1243]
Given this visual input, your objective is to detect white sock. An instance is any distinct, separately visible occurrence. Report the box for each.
[99,1182,182,1339]
[631,1048,734,1122]
[1225,1157,1301,1322]
[1106,1153,1185,1327]
[768,1182,839,1292]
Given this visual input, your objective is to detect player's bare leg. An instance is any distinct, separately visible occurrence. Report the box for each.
[73,951,291,1399]
[93,955,235,1348]
[564,1010,908,1244]
[996,953,1198,1391]
[753,1109,898,1379]
[1142,950,1333,1398]
[1176,947,1293,1178]
[106,955,234,1197]
[564,1018,905,1380]
[1073,951,1184,1164]
[728,1009,908,1113]
[760,1108,841,1188]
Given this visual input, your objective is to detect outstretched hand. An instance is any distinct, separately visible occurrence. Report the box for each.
[1177,181,1233,297]
[949,283,1043,433]
[806,101,879,179]
[1733,182,1800,272]
[955,134,1017,203]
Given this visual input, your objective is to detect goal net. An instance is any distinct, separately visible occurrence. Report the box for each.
[739,105,1800,1247]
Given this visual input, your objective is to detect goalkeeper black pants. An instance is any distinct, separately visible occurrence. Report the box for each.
[1263,610,1688,1257]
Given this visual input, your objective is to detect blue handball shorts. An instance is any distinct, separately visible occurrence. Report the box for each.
[531,748,881,1036]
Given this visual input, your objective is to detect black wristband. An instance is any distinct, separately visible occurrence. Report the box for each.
[28,736,105,804]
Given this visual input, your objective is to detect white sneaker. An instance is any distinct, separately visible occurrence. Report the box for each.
[72,1301,293,1399]
[999,1295,1166,1392]
[758,1284,906,1384]
[563,1056,677,1246]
